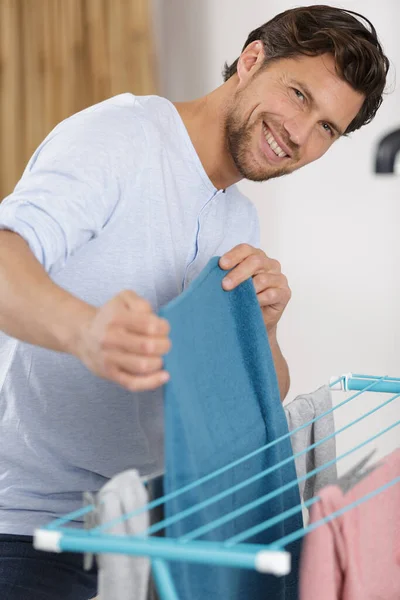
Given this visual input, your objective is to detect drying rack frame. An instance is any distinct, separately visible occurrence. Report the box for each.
[33,372,400,599]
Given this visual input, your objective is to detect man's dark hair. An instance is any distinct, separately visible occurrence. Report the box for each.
[223,5,390,134]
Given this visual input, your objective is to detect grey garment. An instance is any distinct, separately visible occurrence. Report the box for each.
[284,385,337,501]
[336,450,379,494]
[84,473,166,600]
[96,470,150,600]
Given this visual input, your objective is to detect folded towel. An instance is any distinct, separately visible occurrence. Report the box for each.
[159,257,302,600]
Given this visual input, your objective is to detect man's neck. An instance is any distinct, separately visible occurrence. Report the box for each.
[173,81,242,190]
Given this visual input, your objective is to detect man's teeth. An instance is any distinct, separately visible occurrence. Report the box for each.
[262,124,287,158]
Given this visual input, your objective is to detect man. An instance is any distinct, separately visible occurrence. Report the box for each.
[0,5,389,599]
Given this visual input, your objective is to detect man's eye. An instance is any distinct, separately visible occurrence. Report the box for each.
[322,123,334,136]
[293,88,305,102]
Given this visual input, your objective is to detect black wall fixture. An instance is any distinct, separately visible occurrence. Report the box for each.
[375,128,400,173]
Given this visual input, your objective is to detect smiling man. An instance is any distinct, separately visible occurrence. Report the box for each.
[172,4,388,401]
[0,5,389,600]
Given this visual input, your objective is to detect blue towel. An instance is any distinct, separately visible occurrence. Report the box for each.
[159,257,302,600]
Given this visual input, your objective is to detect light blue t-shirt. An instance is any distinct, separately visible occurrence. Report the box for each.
[0,93,260,534]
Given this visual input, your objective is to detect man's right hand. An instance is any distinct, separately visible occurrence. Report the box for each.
[74,290,171,391]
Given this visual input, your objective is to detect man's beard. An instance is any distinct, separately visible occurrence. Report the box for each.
[225,109,296,183]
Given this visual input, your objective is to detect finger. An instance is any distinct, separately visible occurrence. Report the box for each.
[114,369,170,392]
[102,331,172,356]
[252,272,288,294]
[222,253,265,290]
[219,244,257,271]
[267,258,282,274]
[116,312,170,337]
[103,350,165,377]
[257,286,291,309]
[119,290,153,313]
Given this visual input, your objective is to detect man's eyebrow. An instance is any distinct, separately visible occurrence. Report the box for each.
[290,79,345,136]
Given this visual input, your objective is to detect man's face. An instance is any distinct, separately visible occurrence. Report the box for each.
[225,53,365,182]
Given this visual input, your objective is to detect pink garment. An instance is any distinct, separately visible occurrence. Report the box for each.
[300,448,400,600]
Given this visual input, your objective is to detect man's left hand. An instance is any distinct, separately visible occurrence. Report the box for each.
[219,244,291,333]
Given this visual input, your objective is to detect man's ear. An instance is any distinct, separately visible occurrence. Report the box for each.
[236,40,265,85]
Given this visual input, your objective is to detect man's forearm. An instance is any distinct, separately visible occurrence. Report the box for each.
[0,230,95,354]
[268,327,290,401]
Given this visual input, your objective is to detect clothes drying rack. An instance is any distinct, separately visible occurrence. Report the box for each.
[33,372,400,599]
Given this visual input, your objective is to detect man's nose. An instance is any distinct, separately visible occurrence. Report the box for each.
[283,115,314,147]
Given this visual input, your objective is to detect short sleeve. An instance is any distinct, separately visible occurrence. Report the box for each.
[0,103,148,273]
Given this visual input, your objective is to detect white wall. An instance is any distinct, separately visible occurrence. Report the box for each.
[152,0,400,468]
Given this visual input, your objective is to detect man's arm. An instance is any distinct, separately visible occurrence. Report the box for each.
[0,231,94,351]
[0,230,171,391]
[268,327,290,401]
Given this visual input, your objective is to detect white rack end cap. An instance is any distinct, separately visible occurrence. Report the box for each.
[33,529,62,553]
[329,376,344,390]
[255,550,291,576]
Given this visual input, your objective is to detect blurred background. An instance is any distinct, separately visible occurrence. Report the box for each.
[1,0,399,469]
[0,0,157,199]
